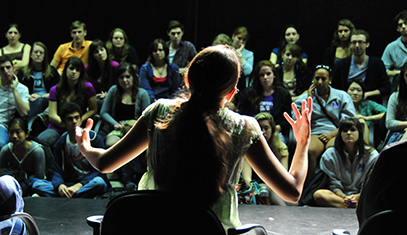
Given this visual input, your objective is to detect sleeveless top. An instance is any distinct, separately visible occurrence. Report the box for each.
[1,44,26,61]
[138,98,262,230]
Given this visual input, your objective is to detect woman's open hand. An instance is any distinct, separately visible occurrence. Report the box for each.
[284,96,312,145]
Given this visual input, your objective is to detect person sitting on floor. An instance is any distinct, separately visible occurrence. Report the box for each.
[0,24,31,71]
[48,102,108,198]
[241,112,289,206]
[0,118,48,196]
[294,64,356,185]
[17,42,60,121]
[313,118,378,208]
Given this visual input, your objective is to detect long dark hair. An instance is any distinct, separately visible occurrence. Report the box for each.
[115,62,139,102]
[334,118,371,159]
[148,38,169,65]
[248,60,284,109]
[23,42,52,79]
[57,56,87,107]
[396,62,407,120]
[87,39,113,85]
[154,45,240,207]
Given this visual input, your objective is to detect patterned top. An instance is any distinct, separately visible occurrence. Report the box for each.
[138,98,262,230]
[0,81,29,129]
[166,40,197,68]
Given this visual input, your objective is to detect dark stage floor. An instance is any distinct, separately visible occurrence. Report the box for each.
[23,197,360,235]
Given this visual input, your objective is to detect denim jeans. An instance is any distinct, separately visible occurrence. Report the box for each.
[29,176,107,198]
[0,125,9,149]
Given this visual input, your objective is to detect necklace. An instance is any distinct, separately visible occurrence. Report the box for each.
[154,64,166,76]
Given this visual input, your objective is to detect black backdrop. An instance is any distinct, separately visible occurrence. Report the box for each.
[1,0,402,69]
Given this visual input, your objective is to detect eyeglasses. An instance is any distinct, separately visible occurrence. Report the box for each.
[350,41,367,45]
[315,64,332,72]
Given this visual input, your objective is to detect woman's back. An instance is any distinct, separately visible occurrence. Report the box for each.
[139,98,261,229]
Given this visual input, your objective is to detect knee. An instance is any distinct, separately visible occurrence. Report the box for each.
[313,189,326,205]
[91,176,108,191]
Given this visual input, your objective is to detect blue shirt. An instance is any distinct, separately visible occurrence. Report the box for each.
[381,36,407,71]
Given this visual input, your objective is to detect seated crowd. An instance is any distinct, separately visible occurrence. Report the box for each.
[0,9,406,209]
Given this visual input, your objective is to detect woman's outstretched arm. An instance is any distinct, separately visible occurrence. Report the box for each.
[246,97,312,202]
[75,117,149,173]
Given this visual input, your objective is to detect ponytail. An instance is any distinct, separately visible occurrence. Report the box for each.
[153,45,240,207]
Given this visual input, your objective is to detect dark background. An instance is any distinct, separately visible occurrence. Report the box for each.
[1,0,402,69]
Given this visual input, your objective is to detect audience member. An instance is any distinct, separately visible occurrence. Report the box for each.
[276,43,313,101]
[381,10,407,77]
[237,60,292,138]
[347,80,387,143]
[139,38,180,102]
[166,20,197,74]
[106,28,140,70]
[0,24,31,71]
[100,63,150,189]
[75,45,312,231]
[231,26,254,90]
[51,102,108,198]
[0,55,30,148]
[86,39,119,109]
[241,112,289,206]
[101,63,150,148]
[385,62,407,145]
[37,56,97,149]
[313,118,378,208]
[212,33,232,46]
[270,24,308,66]
[332,29,391,104]
[323,19,355,69]
[51,21,92,74]
[0,175,25,235]
[0,118,47,196]
[17,42,60,121]
[294,65,356,184]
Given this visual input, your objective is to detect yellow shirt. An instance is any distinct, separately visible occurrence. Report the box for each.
[53,40,92,73]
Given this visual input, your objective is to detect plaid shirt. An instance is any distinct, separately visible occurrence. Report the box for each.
[166,40,197,68]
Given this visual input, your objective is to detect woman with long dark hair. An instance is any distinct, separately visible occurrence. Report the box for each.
[37,56,97,147]
[75,45,312,231]
[323,19,355,69]
[313,118,378,208]
[139,38,180,102]
[86,39,119,102]
[276,44,313,101]
[238,60,292,138]
[101,63,150,148]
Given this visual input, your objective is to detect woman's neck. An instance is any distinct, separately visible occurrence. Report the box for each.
[338,40,349,48]
[154,60,166,67]
[97,60,105,72]
[263,87,274,96]
[8,41,21,48]
[318,86,330,99]
[345,144,357,161]
[33,62,43,71]
[283,63,294,72]
[13,140,31,160]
